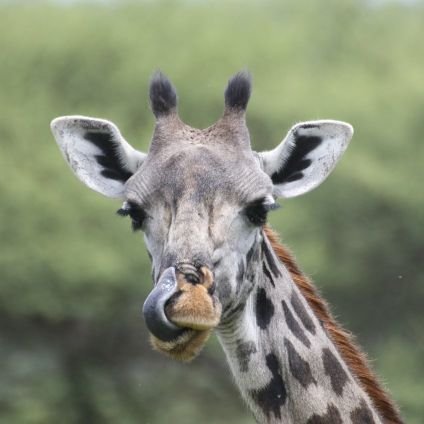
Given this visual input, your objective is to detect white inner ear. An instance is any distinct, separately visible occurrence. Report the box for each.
[51,115,146,198]
[260,120,353,198]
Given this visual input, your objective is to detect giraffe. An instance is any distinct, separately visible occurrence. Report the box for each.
[50,71,403,423]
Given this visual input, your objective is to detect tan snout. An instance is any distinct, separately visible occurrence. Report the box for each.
[146,266,222,361]
[166,267,221,330]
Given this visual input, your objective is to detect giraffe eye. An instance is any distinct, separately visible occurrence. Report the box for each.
[117,202,147,231]
[244,198,280,226]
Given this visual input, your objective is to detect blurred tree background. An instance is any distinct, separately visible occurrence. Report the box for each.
[0,0,423,422]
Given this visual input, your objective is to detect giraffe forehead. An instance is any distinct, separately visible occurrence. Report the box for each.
[127,143,272,206]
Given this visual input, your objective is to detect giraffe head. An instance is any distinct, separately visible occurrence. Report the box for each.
[51,71,353,361]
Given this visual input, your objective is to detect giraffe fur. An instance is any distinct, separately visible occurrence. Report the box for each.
[217,231,385,423]
[51,70,403,424]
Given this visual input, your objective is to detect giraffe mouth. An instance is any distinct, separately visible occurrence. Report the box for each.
[142,266,222,361]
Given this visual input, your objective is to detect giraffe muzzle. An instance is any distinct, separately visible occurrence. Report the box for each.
[142,265,222,361]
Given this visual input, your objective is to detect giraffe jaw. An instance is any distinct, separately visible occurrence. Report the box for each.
[149,328,213,362]
[143,266,222,361]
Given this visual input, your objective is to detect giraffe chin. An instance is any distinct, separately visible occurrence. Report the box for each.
[149,328,212,362]
[152,290,222,361]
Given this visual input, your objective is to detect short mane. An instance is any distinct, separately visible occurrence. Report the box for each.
[263,225,403,424]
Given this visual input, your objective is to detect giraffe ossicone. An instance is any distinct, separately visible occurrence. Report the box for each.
[51,71,403,423]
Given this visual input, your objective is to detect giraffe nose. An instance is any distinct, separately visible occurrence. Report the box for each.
[177,263,202,284]
[176,262,216,294]
[142,265,221,342]
[164,265,220,330]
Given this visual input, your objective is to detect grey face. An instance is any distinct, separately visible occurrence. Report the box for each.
[51,71,353,360]
[125,131,274,307]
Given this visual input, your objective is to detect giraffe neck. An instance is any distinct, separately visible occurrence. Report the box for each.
[217,229,389,424]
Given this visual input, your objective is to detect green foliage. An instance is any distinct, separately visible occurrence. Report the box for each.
[0,1,423,422]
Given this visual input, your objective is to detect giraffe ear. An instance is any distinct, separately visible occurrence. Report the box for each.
[259,120,353,198]
[51,116,146,198]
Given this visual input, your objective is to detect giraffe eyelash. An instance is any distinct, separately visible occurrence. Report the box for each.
[117,201,147,232]
[244,198,280,226]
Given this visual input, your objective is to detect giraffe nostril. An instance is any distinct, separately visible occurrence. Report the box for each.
[175,264,215,293]
[176,262,202,285]
[184,273,200,284]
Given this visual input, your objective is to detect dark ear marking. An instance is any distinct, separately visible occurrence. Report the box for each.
[271,135,322,185]
[249,353,287,420]
[299,123,320,130]
[149,71,177,117]
[224,71,251,110]
[84,131,132,182]
[322,348,349,396]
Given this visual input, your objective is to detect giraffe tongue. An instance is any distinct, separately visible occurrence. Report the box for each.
[142,267,186,342]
